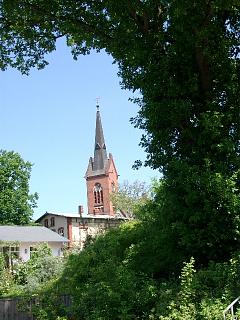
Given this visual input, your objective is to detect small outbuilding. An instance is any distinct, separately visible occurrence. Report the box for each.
[0,225,69,261]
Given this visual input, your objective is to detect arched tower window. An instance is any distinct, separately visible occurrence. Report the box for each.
[94,183,103,204]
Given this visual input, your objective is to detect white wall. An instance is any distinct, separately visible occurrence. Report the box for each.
[72,218,81,243]
[19,241,66,261]
[38,214,123,250]
[39,214,68,237]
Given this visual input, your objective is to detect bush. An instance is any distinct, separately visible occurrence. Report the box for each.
[14,243,65,293]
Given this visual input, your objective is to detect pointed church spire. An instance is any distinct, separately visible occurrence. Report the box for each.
[85,103,119,216]
[93,105,108,171]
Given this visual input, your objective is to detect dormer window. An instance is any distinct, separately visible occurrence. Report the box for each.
[94,183,103,204]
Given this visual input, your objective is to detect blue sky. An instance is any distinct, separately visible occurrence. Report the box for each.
[0,39,159,219]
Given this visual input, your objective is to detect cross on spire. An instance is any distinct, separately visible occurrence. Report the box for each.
[96,97,100,109]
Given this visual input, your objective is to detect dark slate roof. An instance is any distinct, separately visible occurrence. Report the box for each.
[0,226,69,242]
[86,108,108,178]
[37,212,128,221]
[93,108,108,171]
[85,157,108,178]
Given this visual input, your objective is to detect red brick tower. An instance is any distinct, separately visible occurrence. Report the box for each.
[85,106,118,216]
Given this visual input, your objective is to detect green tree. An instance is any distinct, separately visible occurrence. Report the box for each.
[0,0,239,265]
[0,150,38,224]
[111,180,150,217]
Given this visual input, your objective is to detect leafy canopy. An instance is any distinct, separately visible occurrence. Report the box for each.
[0,150,38,225]
[111,180,150,217]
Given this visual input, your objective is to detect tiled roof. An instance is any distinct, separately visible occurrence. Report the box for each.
[0,226,69,242]
[45,212,81,218]
[35,211,81,222]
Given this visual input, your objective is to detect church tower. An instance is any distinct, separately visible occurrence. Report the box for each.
[85,106,118,216]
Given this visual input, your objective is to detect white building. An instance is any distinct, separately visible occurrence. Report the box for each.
[0,226,69,261]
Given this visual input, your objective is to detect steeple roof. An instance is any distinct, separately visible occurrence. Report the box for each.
[93,107,108,171]
[85,105,119,216]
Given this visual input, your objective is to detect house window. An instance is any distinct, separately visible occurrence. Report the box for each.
[94,183,103,204]
[0,246,20,266]
[9,246,20,259]
[50,217,55,227]
[58,227,64,237]
[44,219,48,227]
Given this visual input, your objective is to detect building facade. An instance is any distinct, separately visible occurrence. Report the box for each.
[36,211,125,249]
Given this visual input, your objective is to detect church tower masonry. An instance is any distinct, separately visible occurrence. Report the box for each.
[85,106,118,216]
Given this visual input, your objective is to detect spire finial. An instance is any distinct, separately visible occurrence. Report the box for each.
[96,97,100,110]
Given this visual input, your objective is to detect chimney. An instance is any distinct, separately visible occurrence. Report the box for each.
[78,205,83,216]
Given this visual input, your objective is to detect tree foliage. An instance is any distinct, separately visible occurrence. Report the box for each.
[111,180,150,217]
[0,252,16,296]
[0,243,65,298]
[0,150,38,225]
[14,243,64,293]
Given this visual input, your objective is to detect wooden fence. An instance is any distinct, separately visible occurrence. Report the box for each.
[0,297,34,320]
[0,295,71,320]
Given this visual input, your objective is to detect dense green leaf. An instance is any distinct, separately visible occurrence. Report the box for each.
[0,150,38,224]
